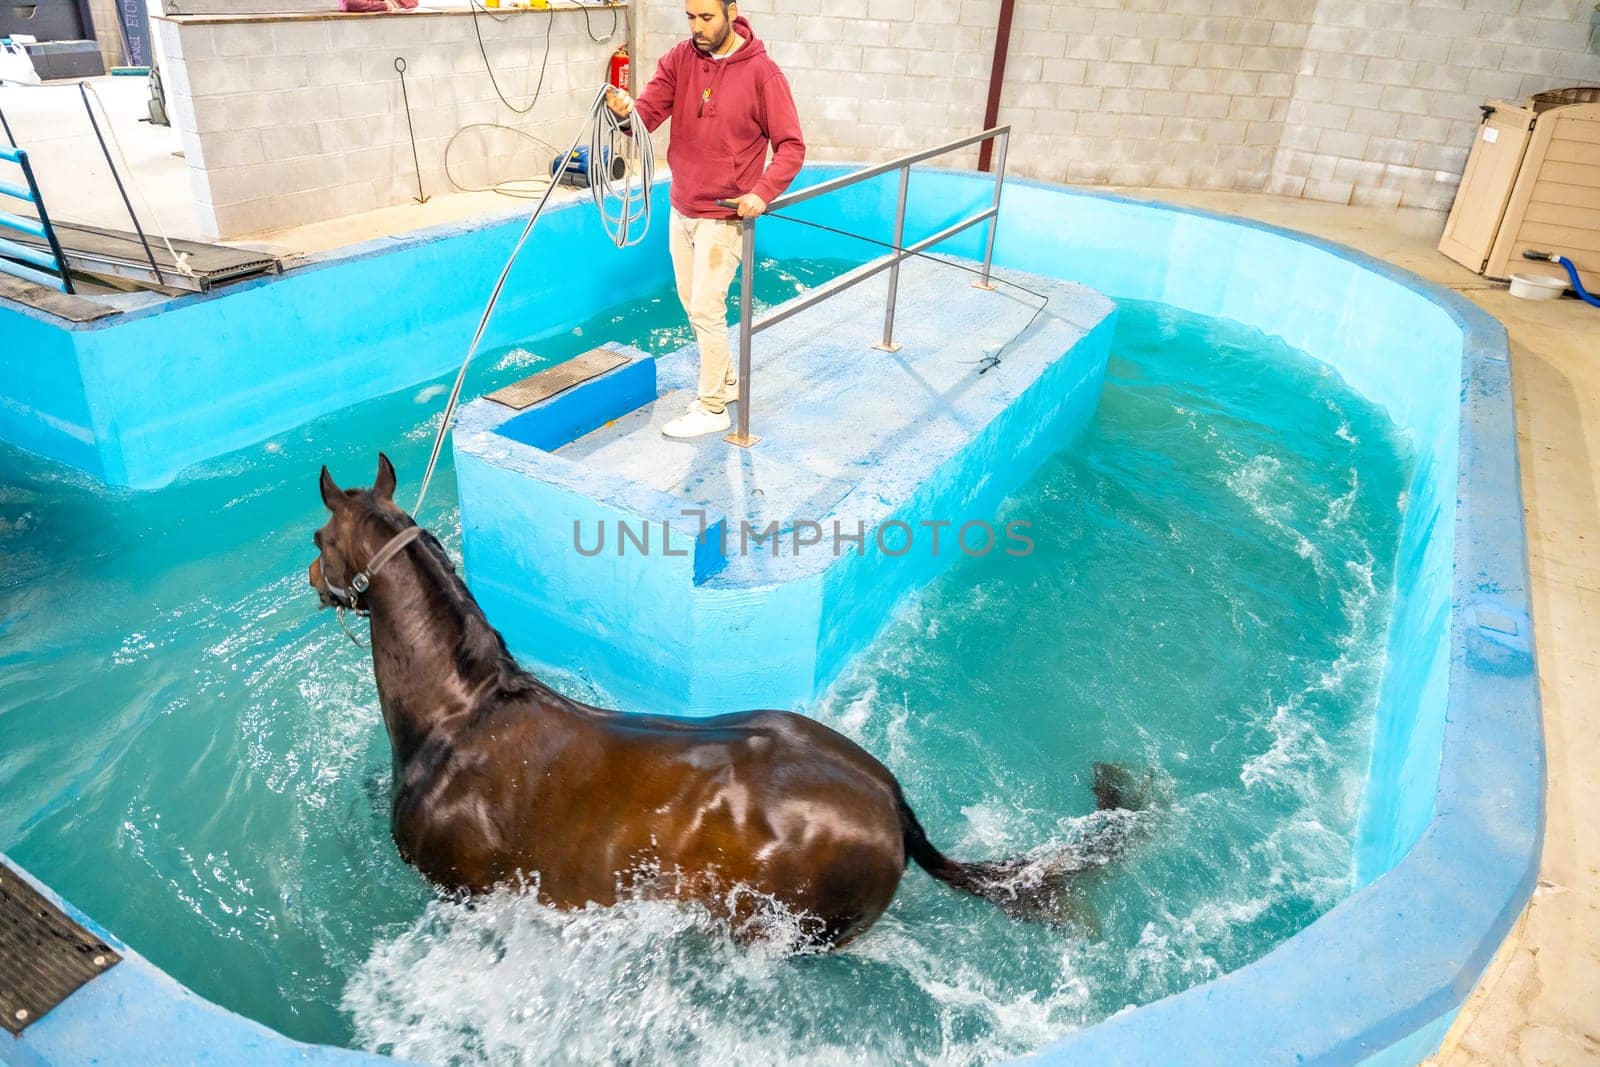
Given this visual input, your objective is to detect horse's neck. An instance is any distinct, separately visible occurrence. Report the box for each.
[364,539,515,763]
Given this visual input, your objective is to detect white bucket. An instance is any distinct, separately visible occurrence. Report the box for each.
[1509,273,1567,300]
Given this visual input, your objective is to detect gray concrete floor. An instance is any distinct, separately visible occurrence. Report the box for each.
[1,75,202,240]
[2,74,1596,1065]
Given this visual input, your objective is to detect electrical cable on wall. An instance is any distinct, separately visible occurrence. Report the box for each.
[467,0,553,116]
[443,123,563,197]
[580,4,620,42]
[451,0,625,199]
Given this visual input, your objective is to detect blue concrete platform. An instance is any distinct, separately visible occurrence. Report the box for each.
[453,256,1116,716]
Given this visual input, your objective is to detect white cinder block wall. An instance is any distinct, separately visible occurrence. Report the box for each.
[1271,0,1599,208]
[157,7,630,238]
[641,0,1600,210]
[153,0,1600,235]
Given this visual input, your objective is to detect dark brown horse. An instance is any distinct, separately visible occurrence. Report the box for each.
[310,455,1146,949]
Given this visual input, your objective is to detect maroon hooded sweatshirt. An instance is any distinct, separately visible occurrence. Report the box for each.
[631,17,806,220]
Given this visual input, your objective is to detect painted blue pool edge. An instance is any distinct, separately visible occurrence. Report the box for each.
[0,171,1541,1066]
[0,194,669,490]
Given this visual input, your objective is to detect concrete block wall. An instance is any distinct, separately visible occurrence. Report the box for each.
[989,0,1316,190]
[156,6,628,237]
[640,0,1600,209]
[639,0,993,170]
[1270,0,1600,209]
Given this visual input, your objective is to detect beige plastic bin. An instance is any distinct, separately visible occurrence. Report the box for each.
[1438,88,1600,293]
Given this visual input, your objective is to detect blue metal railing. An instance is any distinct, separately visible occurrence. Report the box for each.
[0,138,74,294]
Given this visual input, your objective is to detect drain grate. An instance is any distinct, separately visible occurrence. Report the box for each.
[0,862,121,1035]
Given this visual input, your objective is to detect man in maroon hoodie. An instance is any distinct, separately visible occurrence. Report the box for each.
[606,0,806,439]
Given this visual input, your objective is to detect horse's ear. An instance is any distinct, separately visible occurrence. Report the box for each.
[320,466,345,512]
[374,453,397,502]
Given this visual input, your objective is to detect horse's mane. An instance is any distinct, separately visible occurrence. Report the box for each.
[360,495,542,696]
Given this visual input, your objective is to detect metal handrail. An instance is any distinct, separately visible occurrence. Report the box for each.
[723,125,1011,447]
[766,127,1010,213]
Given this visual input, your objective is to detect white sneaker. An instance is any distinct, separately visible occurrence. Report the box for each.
[662,402,731,439]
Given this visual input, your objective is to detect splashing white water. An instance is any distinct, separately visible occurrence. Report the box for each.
[1225,454,1324,571]
[492,348,545,373]
[342,884,1090,1067]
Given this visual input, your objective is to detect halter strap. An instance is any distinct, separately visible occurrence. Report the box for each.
[350,525,424,597]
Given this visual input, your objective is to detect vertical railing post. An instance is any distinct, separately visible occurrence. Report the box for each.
[876,164,911,352]
[725,217,760,447]
[712,125,1010,449]
[977,128,1008,290]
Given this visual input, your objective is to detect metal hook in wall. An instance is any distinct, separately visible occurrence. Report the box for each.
[394,57,429,204]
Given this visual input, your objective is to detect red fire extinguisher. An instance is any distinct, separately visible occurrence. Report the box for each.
[608,45,630,92]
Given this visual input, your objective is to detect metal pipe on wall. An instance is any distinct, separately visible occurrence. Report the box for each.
[977,0,1015,173]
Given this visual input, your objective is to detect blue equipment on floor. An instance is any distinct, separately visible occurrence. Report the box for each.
[551,144,626,189]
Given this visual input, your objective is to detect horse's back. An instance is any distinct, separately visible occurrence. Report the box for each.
[580,704,910,932]
[595,705,902,793]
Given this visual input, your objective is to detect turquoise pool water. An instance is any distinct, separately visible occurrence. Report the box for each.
[0,261,1408,1064]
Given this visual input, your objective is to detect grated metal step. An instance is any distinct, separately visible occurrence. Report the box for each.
[0,861,121,1035]
[0,219,279,294]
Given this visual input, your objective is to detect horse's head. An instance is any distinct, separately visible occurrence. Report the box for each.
[309,453,412,612]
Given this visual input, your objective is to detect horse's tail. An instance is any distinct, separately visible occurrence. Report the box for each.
[896,762,1152,931]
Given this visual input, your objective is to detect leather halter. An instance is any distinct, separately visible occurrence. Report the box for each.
[321,525,424,645]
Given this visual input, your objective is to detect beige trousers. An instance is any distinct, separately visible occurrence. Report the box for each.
[669,209,743,414]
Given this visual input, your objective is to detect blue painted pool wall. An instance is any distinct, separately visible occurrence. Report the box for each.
[0,311,100,478]
[0,187,675,488]
[498,350,658,453]
[1360,1011,1461,1067]
[455,449,724,707]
